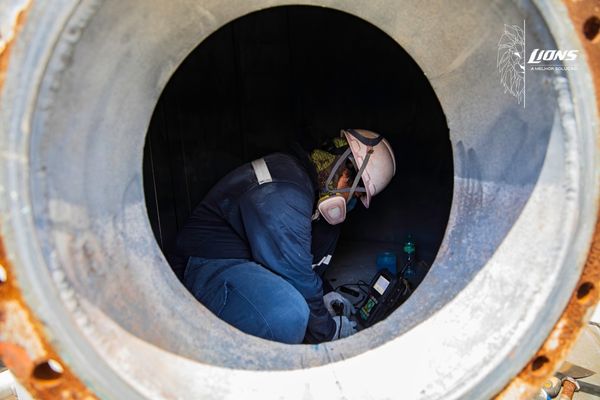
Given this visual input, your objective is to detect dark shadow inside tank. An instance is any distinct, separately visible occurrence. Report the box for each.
[143,5,453,325]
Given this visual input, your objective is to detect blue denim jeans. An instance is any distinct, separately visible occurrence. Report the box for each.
[183,257,310,344]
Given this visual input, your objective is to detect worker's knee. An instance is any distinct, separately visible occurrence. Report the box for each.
[264,289,309,344]
[184,259,310,344]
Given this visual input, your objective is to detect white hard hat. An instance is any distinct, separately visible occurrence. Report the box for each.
[342,129,396,208]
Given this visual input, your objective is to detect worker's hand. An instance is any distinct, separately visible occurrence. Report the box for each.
[332,316,357,340]
[323,292,355,317]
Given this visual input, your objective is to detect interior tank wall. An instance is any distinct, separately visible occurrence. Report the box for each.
[21,0,559,367]
[143,6,453,271]
[3,0,597,398]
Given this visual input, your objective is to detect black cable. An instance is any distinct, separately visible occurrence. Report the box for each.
[334,282,370,290]
[338,288,367,307]
[332,302,345,340]
[333,281,370,309]
[334,282,370,296]
[333,277,416,323]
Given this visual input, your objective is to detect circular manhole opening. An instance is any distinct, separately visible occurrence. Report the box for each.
[143,5,452,344]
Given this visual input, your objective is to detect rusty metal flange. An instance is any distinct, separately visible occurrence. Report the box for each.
[0,2,95,399]
[0,0,598,399]
[497,1,600,397]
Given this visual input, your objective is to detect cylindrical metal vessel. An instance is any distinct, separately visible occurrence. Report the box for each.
[0,1,598,399]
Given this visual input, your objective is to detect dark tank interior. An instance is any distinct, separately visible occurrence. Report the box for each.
[143,5,453,326]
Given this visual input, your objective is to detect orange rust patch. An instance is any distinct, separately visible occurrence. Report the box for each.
[0,5,97,398]
[0,2,30,92]
[0,238,97,398]
[0,0,598,399]
[561,0,600,124]
[496,218,600,399]
[496,1,600,397]
[0,342,34,378]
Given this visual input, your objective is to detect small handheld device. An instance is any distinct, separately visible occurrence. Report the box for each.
[358,270,410,328]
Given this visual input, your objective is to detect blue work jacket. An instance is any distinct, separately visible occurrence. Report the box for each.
[176,151,339,342]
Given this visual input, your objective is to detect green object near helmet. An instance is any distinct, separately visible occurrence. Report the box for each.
[309,149,337,173]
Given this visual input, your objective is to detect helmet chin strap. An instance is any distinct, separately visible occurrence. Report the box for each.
[323,146,371,203]
[323,147,351,193]
[347,149,372,200]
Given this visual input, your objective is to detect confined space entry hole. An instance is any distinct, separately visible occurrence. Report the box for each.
[531,355,550,374]
[576,282,595,301]
[143,4,451,343]
[32,359,64,381]
[583,16,600,42]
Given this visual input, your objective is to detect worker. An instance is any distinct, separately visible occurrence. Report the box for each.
[175,129,396,344]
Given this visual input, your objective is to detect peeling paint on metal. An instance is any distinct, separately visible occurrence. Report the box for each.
[495,0,600,396]
[0,0,31,91]
[496,218,600,399]
[0,0,598,398]
[0,2,98,396]
[0,236,97,398]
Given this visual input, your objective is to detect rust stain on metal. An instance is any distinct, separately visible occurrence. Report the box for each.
[562,0,600,110]
[497,2,600,397]
[496,213,600,399]
[0,3,97,398]
[0,1,31,92]
[0,0,598,399]
[561,377,580,398]
[0,236,97,399]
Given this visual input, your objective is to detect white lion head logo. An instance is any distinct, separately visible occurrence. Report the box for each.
[497,24,525,105]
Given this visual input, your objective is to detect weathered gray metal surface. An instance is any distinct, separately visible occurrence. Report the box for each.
[0,0,597,399]
[0,0,29,55]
